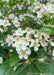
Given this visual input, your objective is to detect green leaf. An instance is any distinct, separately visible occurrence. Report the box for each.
[0,61,13,75]
[10,51,19,67]
[25,16,36,24]
[28,10,37,16]
[29,63,40,75]
[10,10,26,14]
[40,26,54,34]
[0,33,6,43]
[0,46,9,58]
[14,63,29,75]
[36,61,54,75]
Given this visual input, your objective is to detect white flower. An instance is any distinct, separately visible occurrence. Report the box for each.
[3,20,10,27]
[6,35,13,46]
[51,6,54,13]
[45,3,53,12]
[26,27,34,34]
[30,39,40,51]
[9,14,14,19]
[40,39,48,47]
[35,31,43,37]
[34,31,43,40]
[15,28,25,36]
[22,37,29,46]
[0,28,4,33]
[15,40,27,51]
[51,42,54,46]
[13,36,21,42]
[12,20,20,27]
[37,9,45,18]
[18,48,31,59]
[0,57,3,64]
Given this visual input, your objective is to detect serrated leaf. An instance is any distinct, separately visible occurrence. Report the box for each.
[14,63,29,75]
[0,61,13,75]
[29,63,40,75]
[0,46,9,58]
[36,61,54,74]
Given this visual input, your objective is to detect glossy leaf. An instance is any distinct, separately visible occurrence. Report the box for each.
[14,63,29,75]
[10,51,19,67]
[29,62,40,75]
[36,61,54,74]
[0,61,13,75]
[40,26,54,34]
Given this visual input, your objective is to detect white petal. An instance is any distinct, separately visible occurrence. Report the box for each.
[22,46,26,51]
[16,47,21,51]
[34,47,39,51]
[17,51,21,54]
[30,43,33,47]
[51,42,54,46]
[19,54,23,59]
[26,50,31,55]
[36,39,39,43]
[26,42,29,46]
[34,34,38,37]
[24,54,28,59]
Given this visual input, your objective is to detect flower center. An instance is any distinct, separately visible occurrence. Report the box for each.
[15,22,18,25]
[22,51,26,55]
[18,31,21,34]
[16,38,19,41]
[4,21,8,24]
[27,28,32,32]
[9,39,12,42]
[25,39,28,42]
[42,40,45,44]
[34,42,37,46]
[38,32,42,36]
[41,12,44,15]
[19,43,22,47]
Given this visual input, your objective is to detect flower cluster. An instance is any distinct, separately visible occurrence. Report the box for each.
[28,2,54,18]
[0,0,54,61]
[5,27,50,59]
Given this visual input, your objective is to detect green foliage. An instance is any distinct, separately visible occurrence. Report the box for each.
[36,61,54,75]
[10,51,19,67]
[14,63,29,75]
[0,46,9,58]
[0,61,13,75]
[14,61,54,75]
[0,0,54,75]
[40,26,54,34]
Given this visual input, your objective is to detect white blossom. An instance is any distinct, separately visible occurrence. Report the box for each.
[18,48,31,59]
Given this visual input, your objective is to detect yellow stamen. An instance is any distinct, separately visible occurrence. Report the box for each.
[22,51,26,55]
